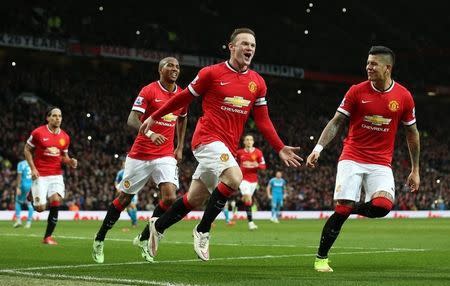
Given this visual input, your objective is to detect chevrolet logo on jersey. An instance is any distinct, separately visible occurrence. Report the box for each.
[364,115,392,126]
[224,96,251,108]
[161,113,178,122]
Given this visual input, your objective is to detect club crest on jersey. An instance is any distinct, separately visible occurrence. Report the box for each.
[220,153,229,162]
[363,115,392,126]
[134,96,144,106]
[251,154,257,160]
[59,138,66,146]
[388,100,399,112]
[161,113,178,122]
[223,96,251,108]
[123,180,131,189]
[248,81,257,93]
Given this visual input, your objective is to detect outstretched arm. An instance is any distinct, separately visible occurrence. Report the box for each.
[306,112,347,168]
[140,89,195,135]
[174,115,188,162]
[405,123,420,192]
[253,105,303,167]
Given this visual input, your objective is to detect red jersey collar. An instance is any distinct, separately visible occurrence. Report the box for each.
[46,125,61,134]
[157,80,178,93]
[370,80,395,93]
[225,61,249,74]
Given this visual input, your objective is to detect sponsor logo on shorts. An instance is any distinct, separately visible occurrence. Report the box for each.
[34,197,40,204]
[123,180,131,189]
[388,100,399,112]
[220,153,229,162]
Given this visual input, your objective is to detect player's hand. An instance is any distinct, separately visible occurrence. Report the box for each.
[406,171,420,192]
[69,158,78,168]
[16,188,21,196]
[279,146,303,167]
[31,168,39,180]
[268,194,272,200]
[139,116,155,135]
[174,147,183,162]
[306,151,320,168]
[149,133,167,145]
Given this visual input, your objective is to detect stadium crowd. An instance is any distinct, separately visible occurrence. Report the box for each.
[0,58,448,212]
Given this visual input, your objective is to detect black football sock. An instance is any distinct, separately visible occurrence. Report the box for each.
[140,204,168,241]
[95,200,123,241]
[197,183,234,233]
[352,202,373,217]
[317,212,349,258]
[154,196,192,234]
[44,206,59,238]
[245,204,253,222]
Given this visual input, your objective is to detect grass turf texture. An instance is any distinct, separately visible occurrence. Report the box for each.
[0,218,449,286]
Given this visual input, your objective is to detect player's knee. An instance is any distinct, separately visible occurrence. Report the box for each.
[220,167,242,190]
[161,194,177,206]
[118,192,133,206]
[334,204,353,216]
[369,197,393,217]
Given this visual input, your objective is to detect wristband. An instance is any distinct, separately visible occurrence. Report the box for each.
[145,130,155,138]
[313,144,323,153]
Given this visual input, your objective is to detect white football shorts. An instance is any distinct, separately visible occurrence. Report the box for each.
[192,141,239,193]
[334,160,395,202]
[119,156,179,195]
[239,180,258,196]
[31,175,65,207]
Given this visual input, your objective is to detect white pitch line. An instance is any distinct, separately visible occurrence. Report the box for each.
[1,233,299,247]
[1,248,427,272]
[0,233,427,251]
[0,270,197,286]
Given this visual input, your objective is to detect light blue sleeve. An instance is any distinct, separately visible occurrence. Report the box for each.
[17,161,24,174]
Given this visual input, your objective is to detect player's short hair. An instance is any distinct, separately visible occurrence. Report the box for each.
[368,46,395,66]
[158,57,178,70]
[230,28,255,43]
[45,106,61,118]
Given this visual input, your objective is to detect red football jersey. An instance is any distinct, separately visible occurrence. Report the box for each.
[236,147,266,183]
[337,80,416,167]
[128,81,187,160]
[188,62,267,155]
[26,125,70,176]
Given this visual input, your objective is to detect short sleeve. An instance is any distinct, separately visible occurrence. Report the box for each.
[26,129,39,148]
[258,150,266,165]
[337,85,357,117]
[188,66,212,97]
[132,86,152,113]
[401,92,416,126]
[63,135,70,153]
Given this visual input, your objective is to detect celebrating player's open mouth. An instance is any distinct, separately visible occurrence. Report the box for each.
[243,52,253,64]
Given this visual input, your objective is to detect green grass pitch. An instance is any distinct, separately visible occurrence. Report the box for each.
[0,218,449,285]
